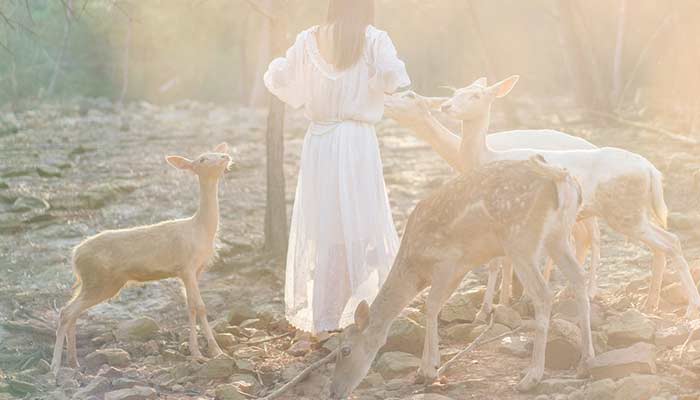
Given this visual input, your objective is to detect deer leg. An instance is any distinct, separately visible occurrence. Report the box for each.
[183,271,224,358]
[542,258,555,283]
[475,259,500,323]
[499,258,513,305]
[636,224,700,318]
[642,249,666,312]
[548,237,594,374]
[66,323,78,368]
[419,264,468,383]
[511,256,552,392]
[586,218,601,299]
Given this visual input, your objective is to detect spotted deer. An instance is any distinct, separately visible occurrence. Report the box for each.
[329,157,593,398]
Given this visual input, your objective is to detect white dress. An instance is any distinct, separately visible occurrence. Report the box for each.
[264,25,410,333]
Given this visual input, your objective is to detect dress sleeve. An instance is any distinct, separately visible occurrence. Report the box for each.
[368,31,411,94]
[264,31,306,109]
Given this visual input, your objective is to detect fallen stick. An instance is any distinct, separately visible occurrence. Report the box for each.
[245,332,292,346]
[438,314,522,376]
[589,109,699,145]
[260,349,338,400]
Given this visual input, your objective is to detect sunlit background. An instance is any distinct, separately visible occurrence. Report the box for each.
[1,0,699,133]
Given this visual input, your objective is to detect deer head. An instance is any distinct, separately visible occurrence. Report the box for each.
[439,75,519,120]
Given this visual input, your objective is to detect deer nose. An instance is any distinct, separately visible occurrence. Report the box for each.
[441,104,452,112]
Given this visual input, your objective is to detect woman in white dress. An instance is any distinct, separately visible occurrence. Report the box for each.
[264,0,410,333]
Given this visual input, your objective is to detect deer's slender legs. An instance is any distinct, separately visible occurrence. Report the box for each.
[419,264,468,382]
[585,218,601,299]
[183,271,224,358]
[475,259,501,323]
[499,258,513,305]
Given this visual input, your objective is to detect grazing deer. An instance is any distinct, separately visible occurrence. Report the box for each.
[50,143,232,375]
[329,157,594,397]
[385,90,601,314]
[429,75,699,316]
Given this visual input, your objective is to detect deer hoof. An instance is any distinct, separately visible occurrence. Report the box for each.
[515,369,541,392]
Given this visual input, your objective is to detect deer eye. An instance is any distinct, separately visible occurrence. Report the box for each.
[405,92,416,99]
[470,94,481,100]
[341,346,351,357]
[199,158,205,163]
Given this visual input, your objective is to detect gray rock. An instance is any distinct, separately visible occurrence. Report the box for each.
[382,317,425,355]
[115,317,159,342]
[537,378,586,395]
[227,305,257,325]
[604,309,655,347]
[215,333,238,348]
[440,293,478,323]
[103,386,157,400]
[73,376,111,399]
[582,379,616,400]
[12,195,49,213]
[495,334,530,358]
[84,348,131,370]
[546,319,582,370]
[77,182,138,209]
[375,352,420,379]
[37,164,62,177]
[588,342,656,380]
[287,339,312,356]
[493,304,521,329]
[196,357,236,379]
[214,384,246,400]
[654,325,688,348]
[614,374,660,400]
[445,323,476,341]
[467,323,510,342]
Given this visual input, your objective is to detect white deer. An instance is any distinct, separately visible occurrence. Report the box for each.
[427,75,699,316]
[329,157,592,397]
[385,89,600,317]
[50,143,232,375]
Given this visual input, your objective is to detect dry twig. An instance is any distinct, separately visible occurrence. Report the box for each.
[260,349,338,400]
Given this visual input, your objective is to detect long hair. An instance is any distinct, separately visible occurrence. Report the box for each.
[325,0,375,70]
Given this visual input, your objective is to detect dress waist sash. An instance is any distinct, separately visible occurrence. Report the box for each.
[308,119,373,136]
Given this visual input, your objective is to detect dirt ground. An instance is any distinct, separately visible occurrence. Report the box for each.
[1,98,700,399]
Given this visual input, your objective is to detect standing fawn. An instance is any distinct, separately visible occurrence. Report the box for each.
[330,157,593,397]
[432,75,700,316]
[385,90,600,315]
[51,143,232,375]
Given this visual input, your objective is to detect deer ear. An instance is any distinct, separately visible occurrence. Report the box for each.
[489,75,519,98]
[166,156,193,171]
[214,142,229,153]
[473,77,487,87]
[354,300,370,332]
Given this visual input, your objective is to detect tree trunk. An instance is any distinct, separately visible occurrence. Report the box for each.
[611,0,627,103]
[47,0,73,96]
[263,12,288,255]
[249,0,272,107]
[119,20,132,103]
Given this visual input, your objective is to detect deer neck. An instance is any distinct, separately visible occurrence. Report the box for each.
[194,178,219,239]
[458,108,494,173]
[365,254,422,349]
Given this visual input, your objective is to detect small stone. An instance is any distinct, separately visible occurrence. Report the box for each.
[588,342,656,380]
[215,333,238,348]
[73,376,111,399]
[197,357,235,379]
[287,339,312,356]
[614,374,660,400]
[546,319,582,370]
[467,323,510,342]
[655,325,689,348]
[382,317,425,356]
[661,283,687,305]
[493,304,521,329]
[359,372,384,389]
[115,317,159,342]
[375,352,420,380]
[496,334,531,358]
[36,164,62,177]
[227,306,257,325]
[445,323,476,341]
[234,358,255,373]
[84,348,131,370]
[111,378,141,390]
[582,378,616,400]
[440,294,478,323]
[214,384,246,400]
[103,386,157,400]
[604,309,655,347]
[537,378,586,395]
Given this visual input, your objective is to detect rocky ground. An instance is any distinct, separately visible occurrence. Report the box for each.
[1,97,700,400]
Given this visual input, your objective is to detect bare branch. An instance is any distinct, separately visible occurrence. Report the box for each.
[0,39,14,56]
[24,0,33,24]
[0,9,16,29]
